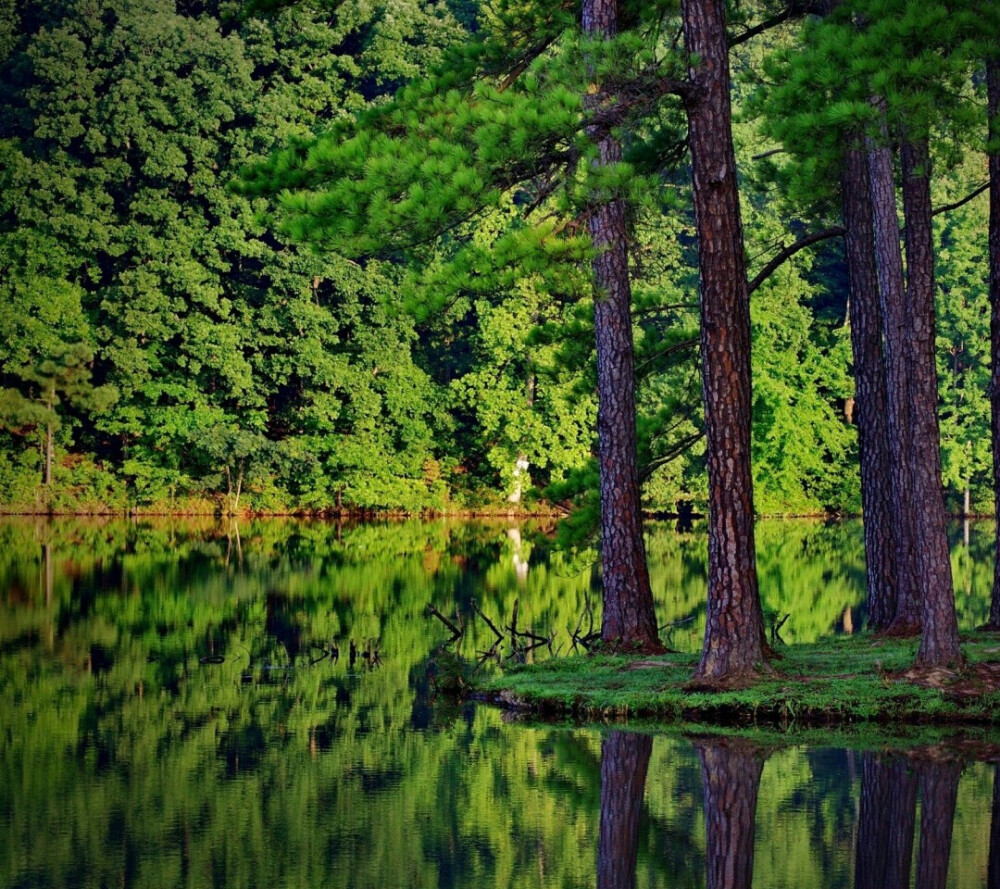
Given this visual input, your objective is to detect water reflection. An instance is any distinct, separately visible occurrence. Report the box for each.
[598,732,652,889]
[697,740,767,889]
[3,517,1000,889]
[596,736,990,889]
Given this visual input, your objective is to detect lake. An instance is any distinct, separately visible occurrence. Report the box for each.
[1,516,998,888]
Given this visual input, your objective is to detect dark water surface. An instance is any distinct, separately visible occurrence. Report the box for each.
[1,517,998,888]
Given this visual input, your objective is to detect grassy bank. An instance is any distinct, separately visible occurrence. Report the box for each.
[481,633,1000,730]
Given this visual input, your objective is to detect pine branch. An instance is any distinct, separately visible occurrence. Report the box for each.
[747,225,845,295]
[746,181,990,296]
[930,181,989,219]
[639,431,704,482]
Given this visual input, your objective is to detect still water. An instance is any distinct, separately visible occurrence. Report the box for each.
[1,516,998,888]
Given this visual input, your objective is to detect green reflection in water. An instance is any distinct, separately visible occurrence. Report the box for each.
[0,517,998,889]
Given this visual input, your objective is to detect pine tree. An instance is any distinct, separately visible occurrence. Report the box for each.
[682,0,767,680]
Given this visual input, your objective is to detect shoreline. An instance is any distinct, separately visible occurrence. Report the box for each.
[477,634,1000,733]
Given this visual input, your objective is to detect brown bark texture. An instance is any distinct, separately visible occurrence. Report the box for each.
[865,115,921,636]
[597,731,652,889]
[841,144,896,630]
[900,138,960,668]
[695,740,765,889]
[914,759,961,889]
[988,61,1000,629]
[989,765,1000,889]
[682,0,766,681]
[854,753,918,889]
[582,0,661,652]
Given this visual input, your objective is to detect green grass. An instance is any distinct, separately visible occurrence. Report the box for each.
[480,633,1000,736]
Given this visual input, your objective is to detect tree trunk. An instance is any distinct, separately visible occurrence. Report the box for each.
[841,143,896,630]
[854,753,918,889]
[914,759,961,889]
[695,740,766,889]
[865,111,921,636]
[598,731,652,889]
[988,60,1000,629]
[682,0,766,680]
[900,137,961,668]
[989,764,1000,889]
[44,422,53,488]
[583,0,662,653]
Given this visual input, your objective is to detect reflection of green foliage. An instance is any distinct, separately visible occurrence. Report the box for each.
[2,516,1000,888]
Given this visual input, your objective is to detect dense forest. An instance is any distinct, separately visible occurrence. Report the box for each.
[1,0,992,519]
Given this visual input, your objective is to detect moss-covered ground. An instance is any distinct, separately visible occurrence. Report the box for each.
[480,633,1000,738]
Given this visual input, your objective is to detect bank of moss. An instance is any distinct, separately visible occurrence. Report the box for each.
[481,633,1000,730]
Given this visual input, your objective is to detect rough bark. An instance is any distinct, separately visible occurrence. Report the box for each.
[989,765,1000,889]
[841,144,896,630]
[988,61,1000,629]
[865,112,921,636]
[597,731,652,889]
[914,759,961,889]
[900,138,960,668]
[682,0,766,681]
[695,740,766,889]
[854,753,918,889]
[583,0,662,653]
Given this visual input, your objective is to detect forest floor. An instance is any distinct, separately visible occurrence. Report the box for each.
[478,633,1000,742]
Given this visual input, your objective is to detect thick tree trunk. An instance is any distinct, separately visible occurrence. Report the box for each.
[583,0,662,653]
[841,144,896,630]
[988,61,1000,629]
[682,0,766,681]
[854,753,918,889]
[598,731,652,889]
[899,138,960,667]
[914,759,961,889]
[865,114,921,635]
[695,740,766,889]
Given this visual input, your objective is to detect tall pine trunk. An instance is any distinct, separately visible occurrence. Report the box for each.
[900,137,960,668]
[583,0,662,652]
[841,143,896,630]
[597,732,651,889]
[987,60,1000,630]
[682,0,766,681]
[865,112,921,635]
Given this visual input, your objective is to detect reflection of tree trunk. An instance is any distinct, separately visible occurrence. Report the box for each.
[988,765,1000,889]
[507,527,529,584]
[598,732,652,889]
[42,542,52,607]
[696,740,766,889]
[915,759,961,889]
[855,753,918,889]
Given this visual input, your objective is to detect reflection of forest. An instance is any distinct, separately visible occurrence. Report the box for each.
[1,517,999,888]
[1,516,994,665]
[599,737,996,889]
